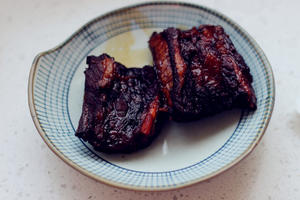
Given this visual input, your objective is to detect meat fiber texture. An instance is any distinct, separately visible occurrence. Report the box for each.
[76,54,166,153]
[149,25,257,121]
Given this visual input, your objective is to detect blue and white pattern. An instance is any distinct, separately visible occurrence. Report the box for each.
[28,2,275,190]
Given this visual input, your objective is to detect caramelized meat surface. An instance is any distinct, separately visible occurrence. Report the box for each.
[76,25,257,153]
[76,54,165,153]
[149,25,256,121]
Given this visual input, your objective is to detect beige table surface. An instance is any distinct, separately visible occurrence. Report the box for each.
[0,0,299,199]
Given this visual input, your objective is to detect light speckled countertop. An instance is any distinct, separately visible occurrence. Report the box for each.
[0,0,299,199]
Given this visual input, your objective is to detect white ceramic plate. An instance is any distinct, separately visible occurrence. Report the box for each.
[28,2,275,191]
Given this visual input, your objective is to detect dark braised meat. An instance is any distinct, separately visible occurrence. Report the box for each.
[149,25,257,121]
[76,25,257,153]
[76,54,165,153]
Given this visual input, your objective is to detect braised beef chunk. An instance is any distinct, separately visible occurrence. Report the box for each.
[149,25,256,121]
[76,54,165,153]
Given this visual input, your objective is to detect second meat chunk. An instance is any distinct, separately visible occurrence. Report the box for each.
[149,25,257,121]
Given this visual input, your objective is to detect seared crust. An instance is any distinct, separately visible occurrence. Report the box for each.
[149,33,173,111]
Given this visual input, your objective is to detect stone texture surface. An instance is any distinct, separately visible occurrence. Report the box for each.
[0,0,299,199]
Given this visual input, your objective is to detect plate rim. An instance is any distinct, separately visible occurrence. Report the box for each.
[28,1,275,191]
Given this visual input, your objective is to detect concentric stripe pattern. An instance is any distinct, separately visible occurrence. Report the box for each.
[31,2,274,189]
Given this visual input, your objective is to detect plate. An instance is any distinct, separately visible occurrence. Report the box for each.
[28,2,275,191]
